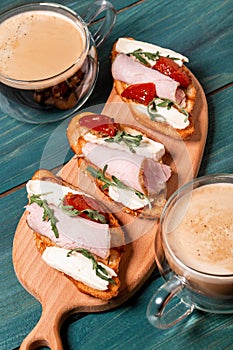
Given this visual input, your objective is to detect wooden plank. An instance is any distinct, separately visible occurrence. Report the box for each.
[0,0,232,193]
[199,85,233,175]
[62,279,233,350]
[12,68,207,349]
[0,0,138,13]
[1,85,232,350]
[0,0,233,349]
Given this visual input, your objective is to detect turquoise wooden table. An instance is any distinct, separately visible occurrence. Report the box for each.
[0,0,233,349]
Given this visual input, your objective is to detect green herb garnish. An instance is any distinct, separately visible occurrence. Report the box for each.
[60,201,106,224]
[86,164,151,207]
[147,97,189,122]
[166,55,180,61]
[29,194,59,238]
[105,130,143,153]
[127,48,160,65]
[127,48,181,65]
[67,248,116,285]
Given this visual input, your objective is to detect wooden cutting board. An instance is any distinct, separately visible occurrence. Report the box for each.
[13,72,208,350]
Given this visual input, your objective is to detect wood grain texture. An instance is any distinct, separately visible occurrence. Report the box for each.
[12,69,207,349]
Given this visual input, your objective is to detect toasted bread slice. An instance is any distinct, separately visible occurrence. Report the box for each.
[67,113,170,219]
[27,169,125,300]
[111,38,196,140]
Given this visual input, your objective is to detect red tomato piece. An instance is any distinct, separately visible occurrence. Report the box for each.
[153,57,191,88]
[121,83,156,105]
[79,114,119,137]
[64,193,107,223]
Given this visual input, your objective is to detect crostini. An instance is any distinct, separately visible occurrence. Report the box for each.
[67,112,171,218]
[111,37,196,140]
[25,169,124,300]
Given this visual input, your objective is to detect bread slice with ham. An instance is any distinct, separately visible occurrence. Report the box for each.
[111,37,196,140]
[25,169,124,300]
[67,112,172,219]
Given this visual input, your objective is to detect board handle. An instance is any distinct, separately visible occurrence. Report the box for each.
[20,306,65,350]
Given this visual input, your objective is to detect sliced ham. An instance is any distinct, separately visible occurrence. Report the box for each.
[26,202,110,259]
[112,53,180,102]
[82,142,171,197]
[175,88,186,106]
[143,159,171,194]
[82,142,145,193]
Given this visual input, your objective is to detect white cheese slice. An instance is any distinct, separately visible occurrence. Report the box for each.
[26,179,84,206]
[134,103,189,130]
[42,246,117,290]
[116,37,188,67]
[83,131,165,161]
[109,186,149,210]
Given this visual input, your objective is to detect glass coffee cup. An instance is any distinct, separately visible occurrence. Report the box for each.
[147,174,233,329]
[0,1,116,123]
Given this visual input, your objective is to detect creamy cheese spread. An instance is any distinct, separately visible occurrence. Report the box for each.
[83,132,165,161]
[42,246,117,290]
[134,103,189,130]
[115,38,188,67]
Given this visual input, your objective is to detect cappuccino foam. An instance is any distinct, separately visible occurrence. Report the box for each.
[0,10,86,84]
[166,183,233,276]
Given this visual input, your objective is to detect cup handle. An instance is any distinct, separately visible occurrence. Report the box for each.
[81,0,116,47]
[146,276,194,329]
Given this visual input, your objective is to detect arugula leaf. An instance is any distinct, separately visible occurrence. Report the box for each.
[147,97,189,122]
[67,248,116,285]
[166,55,180,61]
[105,130,143,153]
[60,201,106,224]
[29,194,59,238]
[86,165,151,208]
[87,165,112,189]
[127,48,160,65]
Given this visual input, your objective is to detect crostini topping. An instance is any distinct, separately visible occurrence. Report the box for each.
[42,246,117,290]
[83,142,146,193]
[87,164,151,207]
[121,83,156,105]
[26,180,111,259]
[148,97,189,122]
[153,57,191,88]
[83,130,165,161]
[127,48,160,65]
[115,38,189,67]
[62,193,107,223]
[105,130,143,153]
[134,103,190,130]
[108,186,151,210]
[67,248,116,285]
[26,179,83,206]
[29,194,59,238]
[143,159,172,195]
[112,54,180,103]
[83,142,171,197]
[27,202,111,259]
[79,114,119,137]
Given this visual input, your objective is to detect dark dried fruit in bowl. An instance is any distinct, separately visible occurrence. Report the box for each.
[33,70,85,110]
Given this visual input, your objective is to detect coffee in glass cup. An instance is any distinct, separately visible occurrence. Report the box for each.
[147,174,233,329]
[0,1,116,123]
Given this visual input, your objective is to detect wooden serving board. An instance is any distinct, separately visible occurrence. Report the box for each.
[13,72,208,350]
